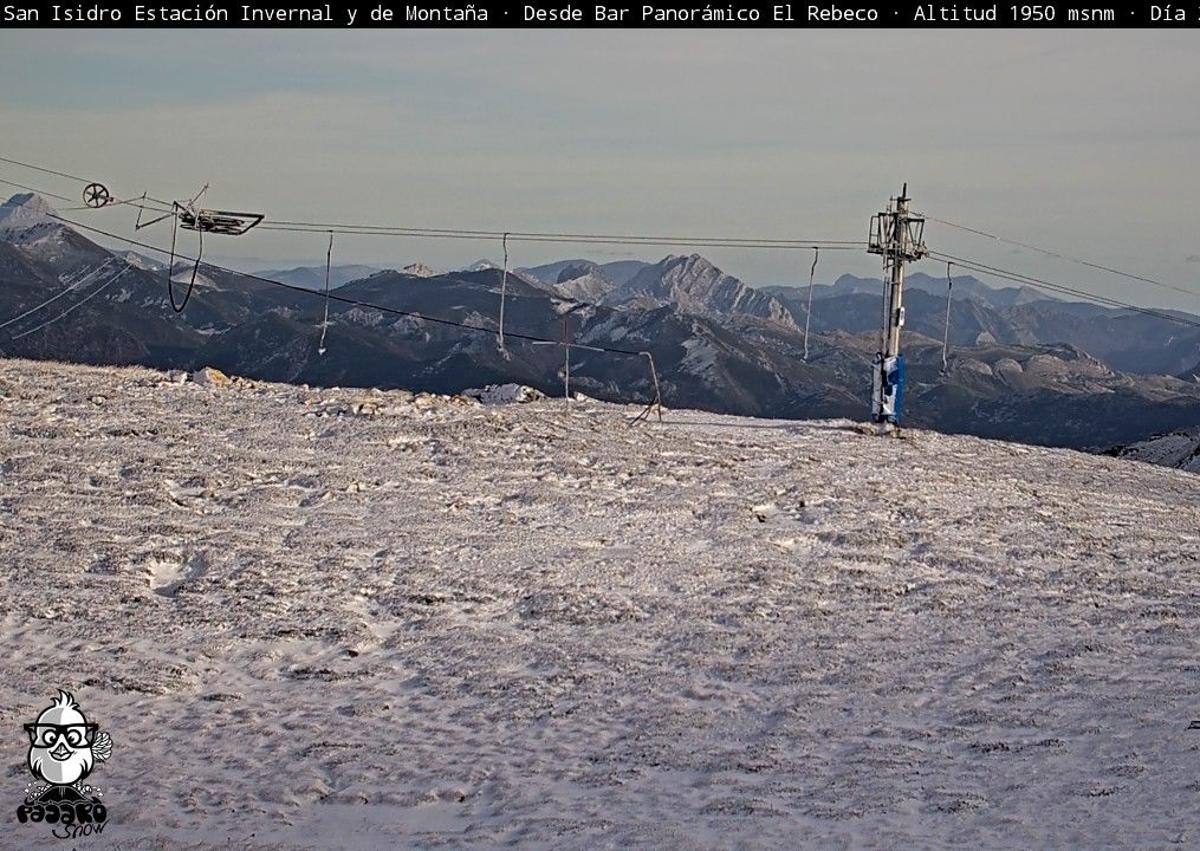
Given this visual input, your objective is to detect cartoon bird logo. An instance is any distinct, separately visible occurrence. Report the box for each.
[24,691,112,792]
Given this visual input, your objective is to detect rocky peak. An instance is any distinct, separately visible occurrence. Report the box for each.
[552,261,615,303]
[556,261,601,284]
[0,193,57,238]
[402,262,436,278]
[609,253,796,329]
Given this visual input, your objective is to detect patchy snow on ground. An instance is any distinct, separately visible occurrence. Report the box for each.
[0,358,1198,850]
[462,383,548,405]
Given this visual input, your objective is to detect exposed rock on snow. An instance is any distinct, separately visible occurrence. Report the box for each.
[462,383,547,404]
[1,358,1198,849]
[191,365,233,387]
[401,262,437,278]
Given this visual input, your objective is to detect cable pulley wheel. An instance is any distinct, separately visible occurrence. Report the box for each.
[82,183,112,208]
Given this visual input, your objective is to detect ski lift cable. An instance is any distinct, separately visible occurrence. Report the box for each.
[47,213,661,358]
[0,173,171,221]
[0,152,864,248]
[0,155,177,210]
[0,176,76,205]
[929,250,1200,326]
[9,265,132,341]
[20,160,1196,337]
[50,213,668,422]
[0,258,116,330]
[0,154,95,186]
[927,251,1200,331]
[923,213,1200,300]
[261,219,865,247]
[258,223,865,252]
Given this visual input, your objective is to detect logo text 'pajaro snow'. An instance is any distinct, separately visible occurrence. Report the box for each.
[16,690,112,840]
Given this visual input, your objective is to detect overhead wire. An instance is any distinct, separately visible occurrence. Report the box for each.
[0,176,76,205]
[923,213,1200,301]
[927,250,1200,331]
[10,153,1200,348]
[49,212,671,421]
[0,154,177,211]
[9,265,132,340]
[0,154,95,185]
[1,153,864,253]
[260,218,865,249]
[47,212,659,357]
[0,259,116,330]
[258,223,865,252]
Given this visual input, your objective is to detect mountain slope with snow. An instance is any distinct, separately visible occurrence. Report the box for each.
[1109,425,1200,473]
[1,358,1197,849]
[606,254,797,329]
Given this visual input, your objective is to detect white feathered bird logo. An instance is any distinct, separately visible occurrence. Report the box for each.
[25,690,112,789]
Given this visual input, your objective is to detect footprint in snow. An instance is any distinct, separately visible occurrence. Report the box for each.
[146,551,210,597]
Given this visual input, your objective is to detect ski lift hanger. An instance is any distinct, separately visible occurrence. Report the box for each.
[176,206,263,236]
[120,182,263,237]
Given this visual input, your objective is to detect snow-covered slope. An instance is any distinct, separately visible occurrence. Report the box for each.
[607,253,797,329]
[1,358,1198,849]
[0,191,55,237]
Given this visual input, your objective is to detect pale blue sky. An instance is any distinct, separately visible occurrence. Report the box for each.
[1,30,1197,308]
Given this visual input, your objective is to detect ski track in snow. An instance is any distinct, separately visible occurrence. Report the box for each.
[0,359,1198,849]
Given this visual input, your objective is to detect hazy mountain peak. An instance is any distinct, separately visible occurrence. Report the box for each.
[552,261,615,303]
[402,262,436,278]
[609,252,796,329]
[0,192,57,236]
[556,261,601,284]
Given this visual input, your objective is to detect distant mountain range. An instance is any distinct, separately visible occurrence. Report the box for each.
[766,274,1200,379]
[256,264,383,291]
[3,191,1200,456]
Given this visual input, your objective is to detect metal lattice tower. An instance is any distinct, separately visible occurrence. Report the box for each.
[866,184,927,428]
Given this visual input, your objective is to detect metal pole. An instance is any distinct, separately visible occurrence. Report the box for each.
[563,314,571,402]
[885,186,909,359]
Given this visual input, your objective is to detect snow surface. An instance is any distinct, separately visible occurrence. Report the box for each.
[1,358,1198,849]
